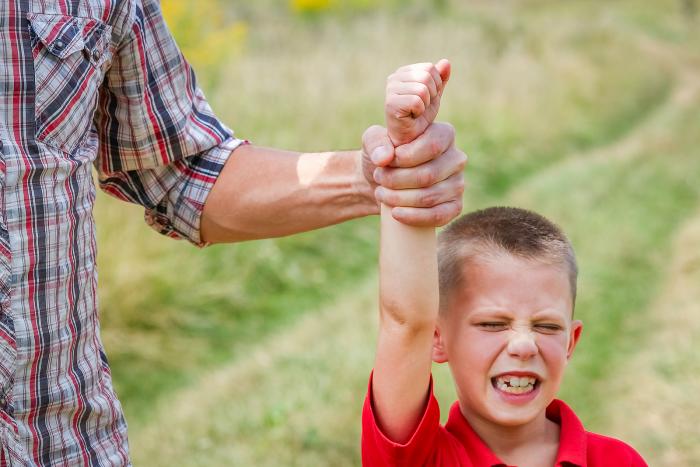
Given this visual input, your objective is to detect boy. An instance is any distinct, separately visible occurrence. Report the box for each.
[362,62,648,466]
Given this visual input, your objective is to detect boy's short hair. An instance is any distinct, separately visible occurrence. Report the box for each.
[437,206,578,313]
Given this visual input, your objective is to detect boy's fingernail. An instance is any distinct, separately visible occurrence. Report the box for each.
[373,168,382,183]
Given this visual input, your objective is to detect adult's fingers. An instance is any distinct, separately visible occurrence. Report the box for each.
[374,145,467,190]
[391,199,463,228]
[375,172,465,208]
[390,122,455,168]
[362,125,394,167]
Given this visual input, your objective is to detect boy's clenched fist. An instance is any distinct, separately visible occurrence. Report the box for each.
[385,59,451,146]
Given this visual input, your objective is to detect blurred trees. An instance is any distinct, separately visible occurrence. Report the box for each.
[161,0,248,88]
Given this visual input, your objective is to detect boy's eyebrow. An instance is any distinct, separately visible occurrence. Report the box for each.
[530,310,568,322]
[468,310,513,320]
[467,309,569,322]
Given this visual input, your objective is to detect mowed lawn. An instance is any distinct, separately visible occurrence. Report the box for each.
[92,1,700,465]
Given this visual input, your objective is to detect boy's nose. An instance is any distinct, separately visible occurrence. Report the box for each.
[506,330,538,360]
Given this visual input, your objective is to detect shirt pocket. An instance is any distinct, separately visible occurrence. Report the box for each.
[27,12,112,156]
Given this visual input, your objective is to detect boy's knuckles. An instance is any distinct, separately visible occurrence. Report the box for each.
[417,70,433,86]
[417,84,431,105]
[408,95,426,114]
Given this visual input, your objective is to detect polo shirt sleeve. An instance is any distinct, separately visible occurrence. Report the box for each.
[94,0,245,246]
[361,372,441,467]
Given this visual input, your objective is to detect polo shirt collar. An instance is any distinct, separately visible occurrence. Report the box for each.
[445,399,588,467]
[547,399,587,467]
[444,403,510,467]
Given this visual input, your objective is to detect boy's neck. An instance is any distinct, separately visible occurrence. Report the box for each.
[460,404,560,466]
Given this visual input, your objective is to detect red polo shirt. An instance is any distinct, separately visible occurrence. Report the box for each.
[362,376,647,466]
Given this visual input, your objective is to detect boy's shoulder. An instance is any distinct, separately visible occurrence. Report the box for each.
[584,431,648,466]
[551,399,647,466]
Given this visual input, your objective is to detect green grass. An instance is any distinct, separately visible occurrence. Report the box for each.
[92,0,700,464]
[506,106,700,428]
[602,210,700,465]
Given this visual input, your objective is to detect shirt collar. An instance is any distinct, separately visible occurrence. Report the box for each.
[444,403,510,467]
[444,399,587,467]
[547,399,587,467]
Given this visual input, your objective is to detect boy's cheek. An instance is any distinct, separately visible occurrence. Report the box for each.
[537,336,572,369]
[451,330,505,361]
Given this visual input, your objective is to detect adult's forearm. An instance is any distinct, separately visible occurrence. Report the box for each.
[200,144,379,244]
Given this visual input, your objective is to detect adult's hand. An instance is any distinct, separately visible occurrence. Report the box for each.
[362,122,466,227]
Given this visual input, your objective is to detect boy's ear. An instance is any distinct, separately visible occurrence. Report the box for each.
[566,320,583,360]
[432,325,449,363]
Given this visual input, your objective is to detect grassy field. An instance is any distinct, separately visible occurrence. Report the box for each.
[93,0,700,465]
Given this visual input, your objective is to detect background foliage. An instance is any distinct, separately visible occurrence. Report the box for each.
[94,0,700,465]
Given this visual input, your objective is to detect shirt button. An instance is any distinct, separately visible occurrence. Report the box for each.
[91,49,102,61]
[54,40,65,50]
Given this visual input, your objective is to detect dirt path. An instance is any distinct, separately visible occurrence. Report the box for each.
[604,211,700,465]
[508,35,700,201]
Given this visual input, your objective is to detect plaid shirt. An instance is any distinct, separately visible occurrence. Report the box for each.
[0,0,243,464]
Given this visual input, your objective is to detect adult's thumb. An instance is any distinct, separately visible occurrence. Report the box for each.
[362,125,395,167]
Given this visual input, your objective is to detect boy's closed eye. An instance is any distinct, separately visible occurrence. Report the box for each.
[533,323,564,334]
[475,321,509,331]
[473,321,565,333]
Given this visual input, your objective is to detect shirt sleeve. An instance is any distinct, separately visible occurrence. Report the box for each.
[94,0,245,246]
[361,372,440,467]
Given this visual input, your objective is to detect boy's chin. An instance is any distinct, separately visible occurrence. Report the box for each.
[484,404,548,428]
[482,391,554,427]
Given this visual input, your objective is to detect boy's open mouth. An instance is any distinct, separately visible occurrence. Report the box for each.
[491,375,540,395]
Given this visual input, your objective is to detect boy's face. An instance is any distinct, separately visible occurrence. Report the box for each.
[434,253,582,429]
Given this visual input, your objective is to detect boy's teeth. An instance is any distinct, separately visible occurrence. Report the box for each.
[495,375,537,394]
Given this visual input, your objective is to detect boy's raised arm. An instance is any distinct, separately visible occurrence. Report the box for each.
[371,61,456,443]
